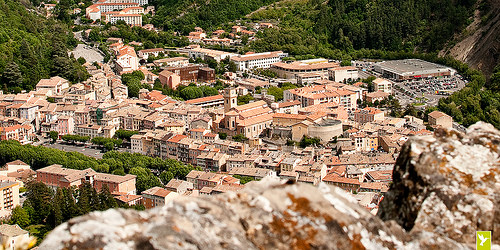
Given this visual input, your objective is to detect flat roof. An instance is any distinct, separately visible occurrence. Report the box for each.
[375,59,454,76]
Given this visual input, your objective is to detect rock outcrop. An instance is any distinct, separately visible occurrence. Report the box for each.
[40,122,500,249]
[379,122,500,245]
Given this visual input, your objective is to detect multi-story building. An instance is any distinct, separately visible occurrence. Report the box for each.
[137,48,164,59]
[36,76,69,95]
[185,95,224,109]
[0,125,34,143]
[219,89,273,139]
[354,107,384,124]
[196,152,229,172]
[271,59,338,79]
[284,84,357,110]
[165,179,193,195]
[115,46,139,74]
[0,181,19,211]
[187,47,236,63]
[428,111,453,129]
[328,66,359,82]
[36,164,137,194]
[373,78,392,93]
[0,224,30,250]
[0,160,30,177]
[231,51,287,71]
[322,174,360,193]
[75,124,103,139]
[106,7,143,26]
[228,167,276,180]
[351,133,379,152]
[141,187,178,209]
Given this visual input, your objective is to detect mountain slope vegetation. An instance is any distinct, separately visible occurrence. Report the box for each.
[248,0,476,56]
[0,0,88,92]
[151,0,280,34]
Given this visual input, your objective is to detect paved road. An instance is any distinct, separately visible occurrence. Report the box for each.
[70,44,104,63]
[45,142,105,159]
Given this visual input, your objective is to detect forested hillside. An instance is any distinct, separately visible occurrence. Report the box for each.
[150,0,280,34]
[249,0,476,57]
[0,0,88,93]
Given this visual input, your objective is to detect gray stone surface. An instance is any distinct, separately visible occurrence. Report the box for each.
[39,122,500,249]
[379,122,500,245]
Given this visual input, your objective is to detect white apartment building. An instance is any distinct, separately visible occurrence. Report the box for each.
[373,78,392,93]
[329,66,359,82]
[231,51,287,71]
[187,47,236,63]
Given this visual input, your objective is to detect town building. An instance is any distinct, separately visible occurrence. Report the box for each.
[231,51,287,71]
[373,78,392,93]
[354,107,384,124]
[187,47,236,62]
[374,59,455,81]
[185,95,224,109]
[115,46,139,74]
[228,167,276,180]
[153,57,189,68]
[218,89,273,138]
[271,59,339,79]
[141,187,178,209]
[329,66,359,82]
[36,76,70,95]
[428,111,453,129]
[284,84,357,110]
[0,160,30,177]
[365,91,390,103]
[137,48,165,59]
[0,181,19,211]
[165,179,193,195]
[0,224,30,250]
[158,70,181,89]
[322,174,360,193]
[160,65,215,83]
[36,164,137,194]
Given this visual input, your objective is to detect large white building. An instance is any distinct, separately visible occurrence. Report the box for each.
[329,66,359,82]
[186,47,236,63]
[86,0,146,25]
[231,51,287,71]
[373,78,392,93]
[115,46,139,74]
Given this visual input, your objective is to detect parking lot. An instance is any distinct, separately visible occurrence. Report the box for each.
[393,75,466,107]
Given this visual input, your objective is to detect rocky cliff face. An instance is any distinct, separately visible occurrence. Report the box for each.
[40,122,499,250]
[439,0,500,77]
[379,122,500,244]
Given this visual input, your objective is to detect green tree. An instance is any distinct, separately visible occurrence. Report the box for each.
[77,57,86,65]
[180,86,204,100]
[49,131,59,143]
[10,206,30,228]
[1,62,23,89]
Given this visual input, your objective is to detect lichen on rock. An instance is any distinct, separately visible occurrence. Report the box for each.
[378,121,500,245]
[39,122,500,249]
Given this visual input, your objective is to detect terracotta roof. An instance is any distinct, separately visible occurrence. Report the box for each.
[322,174,360,185]
[272,61,339,71]
[5,160,29,166]
[0,224,28,237]
[428,111,450,119]
[185,94,223,104]
[278,100,301,108]
[231,51,283,62]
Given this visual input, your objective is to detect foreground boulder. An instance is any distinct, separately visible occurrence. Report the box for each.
[379,122,499,245]
[40,180,469,250]
[40,122,499,249]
